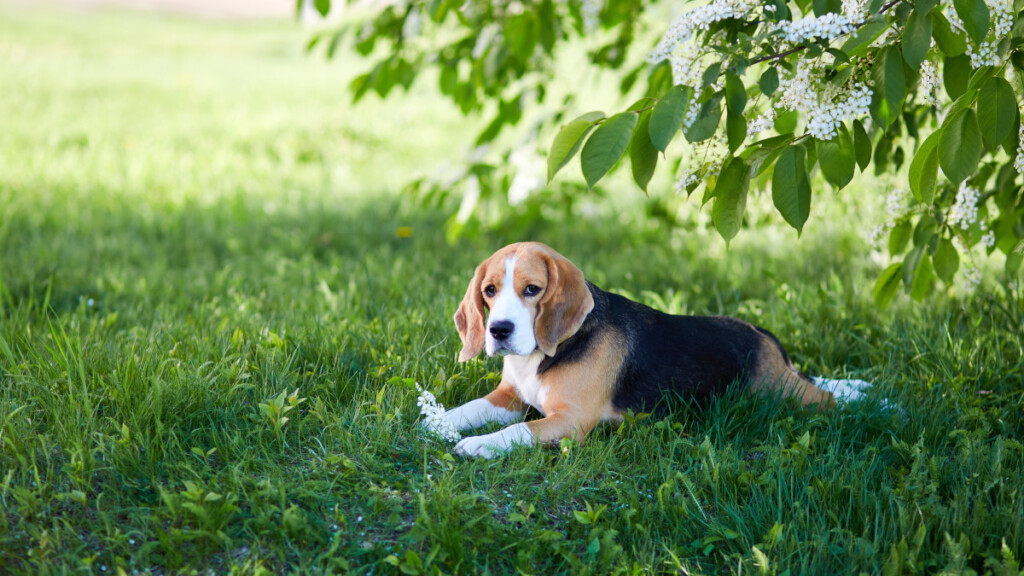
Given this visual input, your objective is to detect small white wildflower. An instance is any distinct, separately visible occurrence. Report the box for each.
[949,181,980,231]
[416,383,461,443]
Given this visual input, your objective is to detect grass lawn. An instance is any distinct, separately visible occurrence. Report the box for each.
[1,3,1023,574]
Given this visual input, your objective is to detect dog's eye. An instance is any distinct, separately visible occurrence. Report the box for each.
[484,285,496,297]
[523,285,541,297]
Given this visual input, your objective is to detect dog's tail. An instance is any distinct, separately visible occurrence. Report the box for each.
[754,326,872,405]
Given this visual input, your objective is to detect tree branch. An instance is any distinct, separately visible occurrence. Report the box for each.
[748,0,904,67]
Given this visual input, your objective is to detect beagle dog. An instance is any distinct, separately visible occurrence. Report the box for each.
[442,242,870,459]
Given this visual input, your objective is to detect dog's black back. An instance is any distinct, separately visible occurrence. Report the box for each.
[538,282,792,412]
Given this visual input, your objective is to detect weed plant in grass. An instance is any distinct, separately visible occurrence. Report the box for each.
[1,3,1023,575]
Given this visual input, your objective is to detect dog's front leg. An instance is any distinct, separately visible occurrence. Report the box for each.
[454,406,598,459]
[443,382,525,432]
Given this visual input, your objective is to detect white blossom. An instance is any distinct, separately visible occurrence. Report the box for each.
[942,0,965,31]
[648,0,760,86]
[982,230,996,248]
[966,40,1000,68]
[869,188,908,247]
[507,146,543,206]
[581,0,605,33]
[1015,121,1024,175]
[869,225,888,247]
[747,108,777,137]
[775,60,872,140]
[918,60,939,106]
[417,384,461,443]
[842,0,868,19]
[776,12,858,44]
[886,188,907,216]
[961,264,982,290]
[675,172,700,193]
[990,0,1014,39]
[949,181,980,231]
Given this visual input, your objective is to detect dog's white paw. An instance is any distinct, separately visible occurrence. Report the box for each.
[453,423,533,459]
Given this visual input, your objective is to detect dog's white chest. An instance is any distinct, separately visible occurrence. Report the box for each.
[504,351,547,414]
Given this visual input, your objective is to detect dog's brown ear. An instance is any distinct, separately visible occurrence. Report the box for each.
[454,264,487,362]
[534,251,594,357]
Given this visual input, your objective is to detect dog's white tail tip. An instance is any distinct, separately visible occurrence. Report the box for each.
[813,377,872,403]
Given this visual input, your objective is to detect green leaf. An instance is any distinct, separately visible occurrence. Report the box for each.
[933,237,960,281]
[1007,244,1024,274]
[313,0,331,17]
[816,125,856,189]
[853,119,872,171]
[685,93,724,143]
[903,11,933,69]
[890,221,913,254]
[759,67,779,96]
[842,18,890,57]
[943,55,971,99]
[774,109,798,134]
[954,0,990,44]
[874,263,904,308]
[938,108,982,184]
[712,157,751,242]
[702,63,723,89]
[910,253,934,300]
[630,111,659,192]
[547,111,605,182]
[725,71,747,115]
[649,85,693,151]
[1002,106,1021,155]
[903,245,925,285]
[931,12,967,56]
[871,47,907,128]
[581,112,638,188]
[913,215,937,246]
[914,0,938,13]
[813,0,841,16]
[771,145,812,234]
[727,111,746,153]
[439,64,457,95]
[977,77,1018,152]
[909,129,941,203]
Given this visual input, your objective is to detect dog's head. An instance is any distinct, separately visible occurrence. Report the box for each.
[454,242,595,361]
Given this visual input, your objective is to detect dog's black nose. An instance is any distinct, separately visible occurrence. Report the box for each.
[489,320,514,340]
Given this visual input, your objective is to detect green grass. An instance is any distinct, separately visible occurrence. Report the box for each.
[1,3,1023,574]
